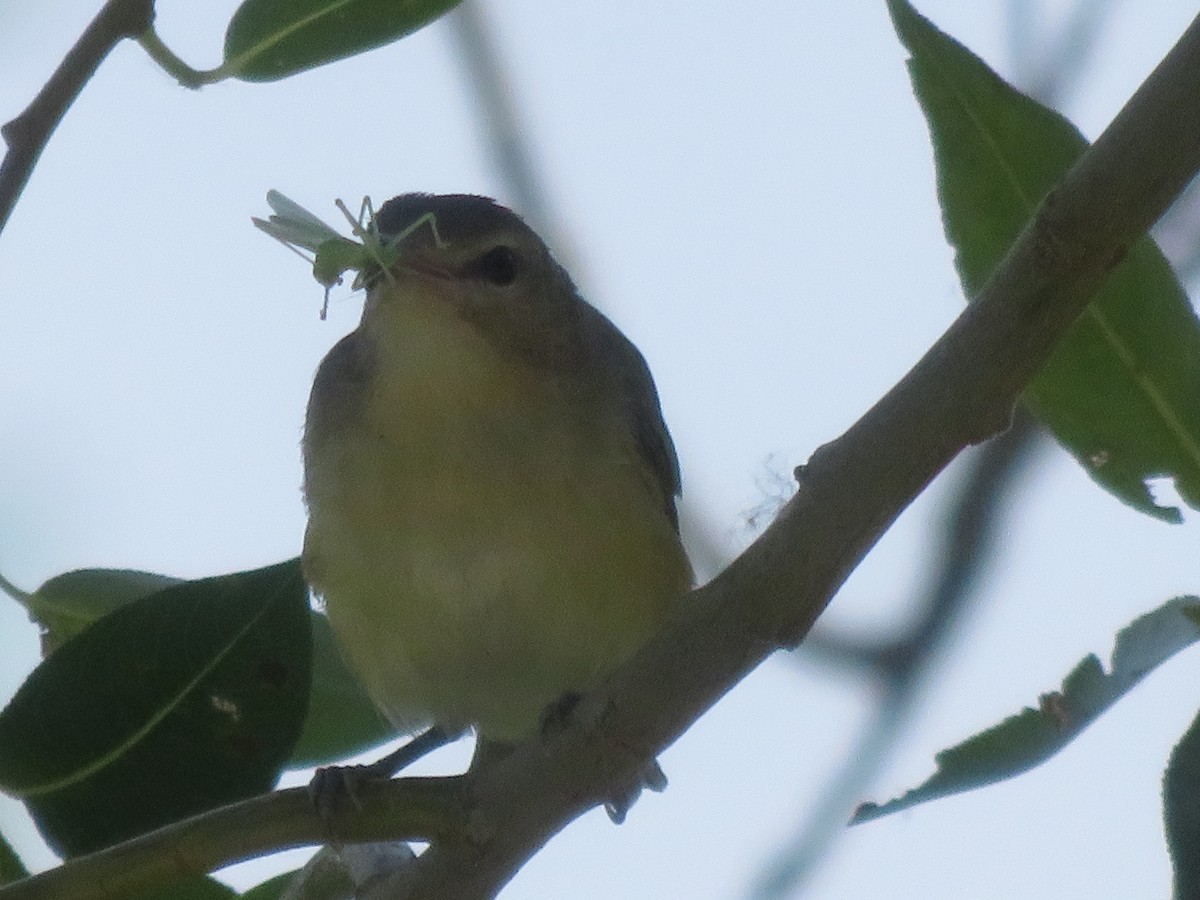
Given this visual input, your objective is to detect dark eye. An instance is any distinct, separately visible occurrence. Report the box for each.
[468,245,518,287]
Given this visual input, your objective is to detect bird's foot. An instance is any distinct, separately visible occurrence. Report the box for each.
[538,691,669,823]
[309,725,461,823]
[539,690,584,734]
[604,758,668,824]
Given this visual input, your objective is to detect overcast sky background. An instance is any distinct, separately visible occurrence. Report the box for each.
[2,1,1199,897]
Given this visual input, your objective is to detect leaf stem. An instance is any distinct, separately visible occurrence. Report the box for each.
[136,26,226,89]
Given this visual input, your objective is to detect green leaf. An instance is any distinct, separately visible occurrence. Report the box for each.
[888,0,1200,522]
[2,568,182,655]
[288,610,393,768]
[0,561,311,856]
[0,831,28,884]
[223,0,463,82]
[4,552,392,772]
[1165,703,1200,900]
[853,596,1200,824]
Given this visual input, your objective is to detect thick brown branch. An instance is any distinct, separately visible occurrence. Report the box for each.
[0,0,155,235]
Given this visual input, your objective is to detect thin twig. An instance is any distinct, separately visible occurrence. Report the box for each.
[0,0,155,236]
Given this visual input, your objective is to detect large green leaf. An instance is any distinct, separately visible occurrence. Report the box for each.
[2,557,392,772]
[223,0,463,82]
[889,0,1200,522]
[0,562,311,856]
[854,596,1200,824]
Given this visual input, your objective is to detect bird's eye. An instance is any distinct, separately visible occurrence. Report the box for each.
[468,245,518,287]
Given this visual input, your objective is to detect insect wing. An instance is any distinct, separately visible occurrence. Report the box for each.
[255,191,345,254]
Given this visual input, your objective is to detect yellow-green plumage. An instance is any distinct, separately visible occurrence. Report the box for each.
[302,194,691,744]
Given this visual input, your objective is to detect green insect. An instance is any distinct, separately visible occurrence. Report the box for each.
[253,190,441,319]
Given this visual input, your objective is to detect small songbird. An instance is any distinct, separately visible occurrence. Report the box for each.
[301,194,693,758]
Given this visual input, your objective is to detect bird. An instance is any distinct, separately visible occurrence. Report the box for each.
[300,193,692,790]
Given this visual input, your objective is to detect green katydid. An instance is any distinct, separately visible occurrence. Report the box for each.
[253,190,441,319]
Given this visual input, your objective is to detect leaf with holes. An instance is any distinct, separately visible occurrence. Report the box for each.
[854,596,1200,823]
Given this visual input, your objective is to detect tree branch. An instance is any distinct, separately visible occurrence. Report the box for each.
[0,0,155,236]
[0,778,466,900]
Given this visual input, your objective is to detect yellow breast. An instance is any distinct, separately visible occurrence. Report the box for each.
[303,290,691,741]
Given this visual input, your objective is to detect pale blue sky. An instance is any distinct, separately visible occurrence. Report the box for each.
[1,2,1198,897]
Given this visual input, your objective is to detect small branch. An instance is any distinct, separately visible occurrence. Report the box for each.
[0,0,155,236]
[0,777,466,900]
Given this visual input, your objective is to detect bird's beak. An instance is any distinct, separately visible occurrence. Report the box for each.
[398,258,452,282]
[372,244,463,314]
[385,242,453,284]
